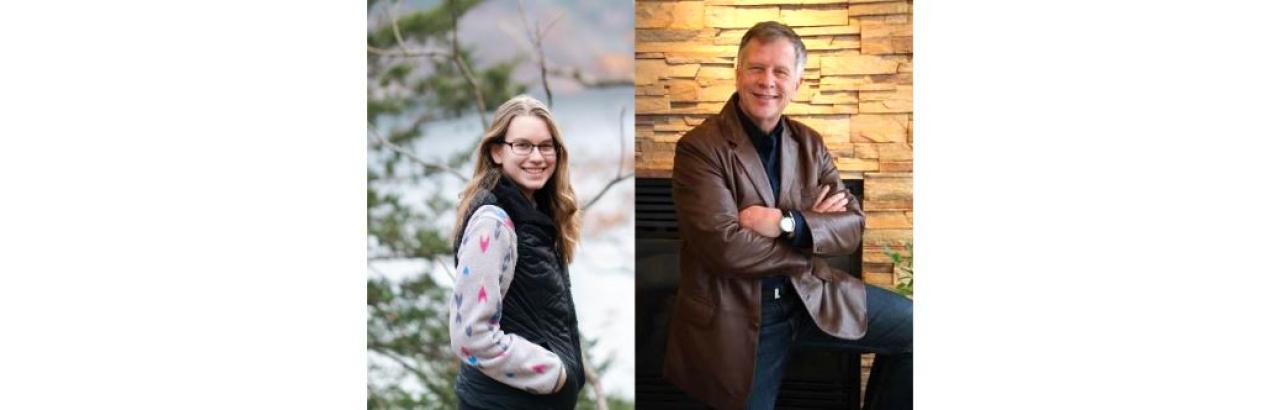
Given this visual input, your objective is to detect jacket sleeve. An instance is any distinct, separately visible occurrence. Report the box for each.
[672,137,811,279]
[448,205,564,394]
[795,138,866,257]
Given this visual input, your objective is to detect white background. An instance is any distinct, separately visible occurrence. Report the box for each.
[2,1,1279,409]
[917,1,1280,409]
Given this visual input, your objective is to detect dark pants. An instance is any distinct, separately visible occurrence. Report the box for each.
[746,283,913,410]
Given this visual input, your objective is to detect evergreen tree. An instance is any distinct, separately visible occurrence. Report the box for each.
[366,1,631,408]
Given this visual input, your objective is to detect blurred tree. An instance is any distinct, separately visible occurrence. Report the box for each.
[367,0,520,407]
[366,1,632,409]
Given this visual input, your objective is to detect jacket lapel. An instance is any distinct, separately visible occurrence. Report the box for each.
[721,96,776,208]
[778,119,800,211]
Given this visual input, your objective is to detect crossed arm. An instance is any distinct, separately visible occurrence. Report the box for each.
[672,139,864,279]
[738,183,849,238]
[739,142,865,257]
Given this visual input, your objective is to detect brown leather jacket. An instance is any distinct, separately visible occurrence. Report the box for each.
[663,96,869,410]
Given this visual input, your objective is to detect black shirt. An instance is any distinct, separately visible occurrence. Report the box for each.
[733,94,813,296]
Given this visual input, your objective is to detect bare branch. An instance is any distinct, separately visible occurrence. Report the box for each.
[369,340,455,388]
[376,0,489,129]
[541,13,565,35]
[388,1,409,54]
[368,44,451,58]
[369,345,433,383]
[368,3,448,60]
[581,172,634,212]
[617,106,627,178]
[583,356,609,410]
[449,0,489,130]
[368,254,424,262]
[545,65,634,89]
[366,262,388,278]
[514,1,625,101]
[367,255,456,286]
[517,0,565,108]
[368,128,468,183]
[433,256,456,285]
[581,105,634,213]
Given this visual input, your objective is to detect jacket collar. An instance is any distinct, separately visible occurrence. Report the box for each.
[490,175,556,232]
[717,93,798,209]
[453,174,558,263]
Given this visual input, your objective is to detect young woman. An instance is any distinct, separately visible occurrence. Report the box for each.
[448,95,584,409]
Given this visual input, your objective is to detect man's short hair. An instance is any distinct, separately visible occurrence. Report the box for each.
[736,21,807,74]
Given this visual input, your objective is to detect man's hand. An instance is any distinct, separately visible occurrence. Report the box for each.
[810,184,849,214]
[738,205,783,238]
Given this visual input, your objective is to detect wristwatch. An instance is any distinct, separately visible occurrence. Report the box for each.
[779,210,795,238]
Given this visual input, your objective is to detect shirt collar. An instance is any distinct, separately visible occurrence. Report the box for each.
[732,93,783,150]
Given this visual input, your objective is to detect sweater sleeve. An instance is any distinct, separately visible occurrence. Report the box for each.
[448,205,565,394]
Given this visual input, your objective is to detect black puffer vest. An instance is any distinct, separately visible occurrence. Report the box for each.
[452,176,585,409]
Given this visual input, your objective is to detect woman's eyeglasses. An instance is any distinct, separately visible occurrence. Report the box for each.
[502,141,557,157]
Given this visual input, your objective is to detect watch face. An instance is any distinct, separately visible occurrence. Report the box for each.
[781,216,795,233]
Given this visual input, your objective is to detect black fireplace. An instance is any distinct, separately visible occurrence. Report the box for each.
[635,177,866,409]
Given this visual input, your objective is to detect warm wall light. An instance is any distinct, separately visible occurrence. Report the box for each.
[634,1,913,288]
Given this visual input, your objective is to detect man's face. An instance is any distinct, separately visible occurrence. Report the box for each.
[735,38,801,132]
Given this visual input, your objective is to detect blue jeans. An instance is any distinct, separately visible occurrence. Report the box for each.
[747,283,913,410]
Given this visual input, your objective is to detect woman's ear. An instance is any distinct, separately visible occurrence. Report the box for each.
[488,142,503,165]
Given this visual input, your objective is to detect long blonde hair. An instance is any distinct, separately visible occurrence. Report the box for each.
[451,95,580,264]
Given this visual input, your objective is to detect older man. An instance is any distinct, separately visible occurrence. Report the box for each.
[663,21,913,410]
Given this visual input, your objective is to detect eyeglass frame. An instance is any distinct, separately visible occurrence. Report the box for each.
[498,140,559,157]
